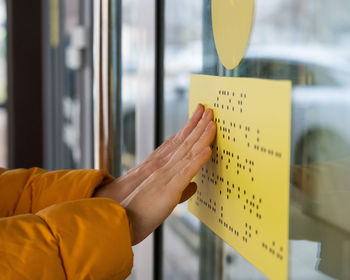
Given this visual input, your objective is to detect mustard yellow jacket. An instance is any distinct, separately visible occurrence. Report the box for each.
[0,168,133,279]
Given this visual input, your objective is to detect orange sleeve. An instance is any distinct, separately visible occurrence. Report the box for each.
[0,168,114,217]
[0,198,133,280]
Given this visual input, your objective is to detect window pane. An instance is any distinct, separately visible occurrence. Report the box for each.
[163,0,203,279]
[163,0,350,279]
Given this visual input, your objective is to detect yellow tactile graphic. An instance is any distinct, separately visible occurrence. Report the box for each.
[188,74,291,280]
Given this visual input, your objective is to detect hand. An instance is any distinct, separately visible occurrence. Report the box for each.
[95,104,216,245]
[94,104,207,203]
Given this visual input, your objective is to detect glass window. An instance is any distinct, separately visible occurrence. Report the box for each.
[162,0,350,279]
[162,0,203,279]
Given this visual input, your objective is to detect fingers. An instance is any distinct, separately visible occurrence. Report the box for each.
[169,108,214,165]
[146,104,205,164]
[162,118,216,181]
[175,104,204,142]
[190,121,216,155]
[167,147,212,195]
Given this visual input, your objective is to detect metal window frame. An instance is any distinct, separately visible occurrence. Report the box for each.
[7,0,44,169]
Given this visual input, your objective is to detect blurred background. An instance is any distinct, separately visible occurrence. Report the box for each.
[2,0,350,279]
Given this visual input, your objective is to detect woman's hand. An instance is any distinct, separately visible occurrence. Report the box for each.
[94,104,207,203]
[94,104,216,245]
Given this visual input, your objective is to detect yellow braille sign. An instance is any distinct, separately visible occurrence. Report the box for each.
[188,74,291,280]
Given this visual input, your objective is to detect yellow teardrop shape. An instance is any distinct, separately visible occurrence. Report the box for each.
[212,0,255,69]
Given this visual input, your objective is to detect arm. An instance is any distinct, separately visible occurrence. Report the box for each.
[0,168,113,217]
[0,198,133,280]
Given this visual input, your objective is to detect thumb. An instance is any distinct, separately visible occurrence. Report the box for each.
[178,182,197,204]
